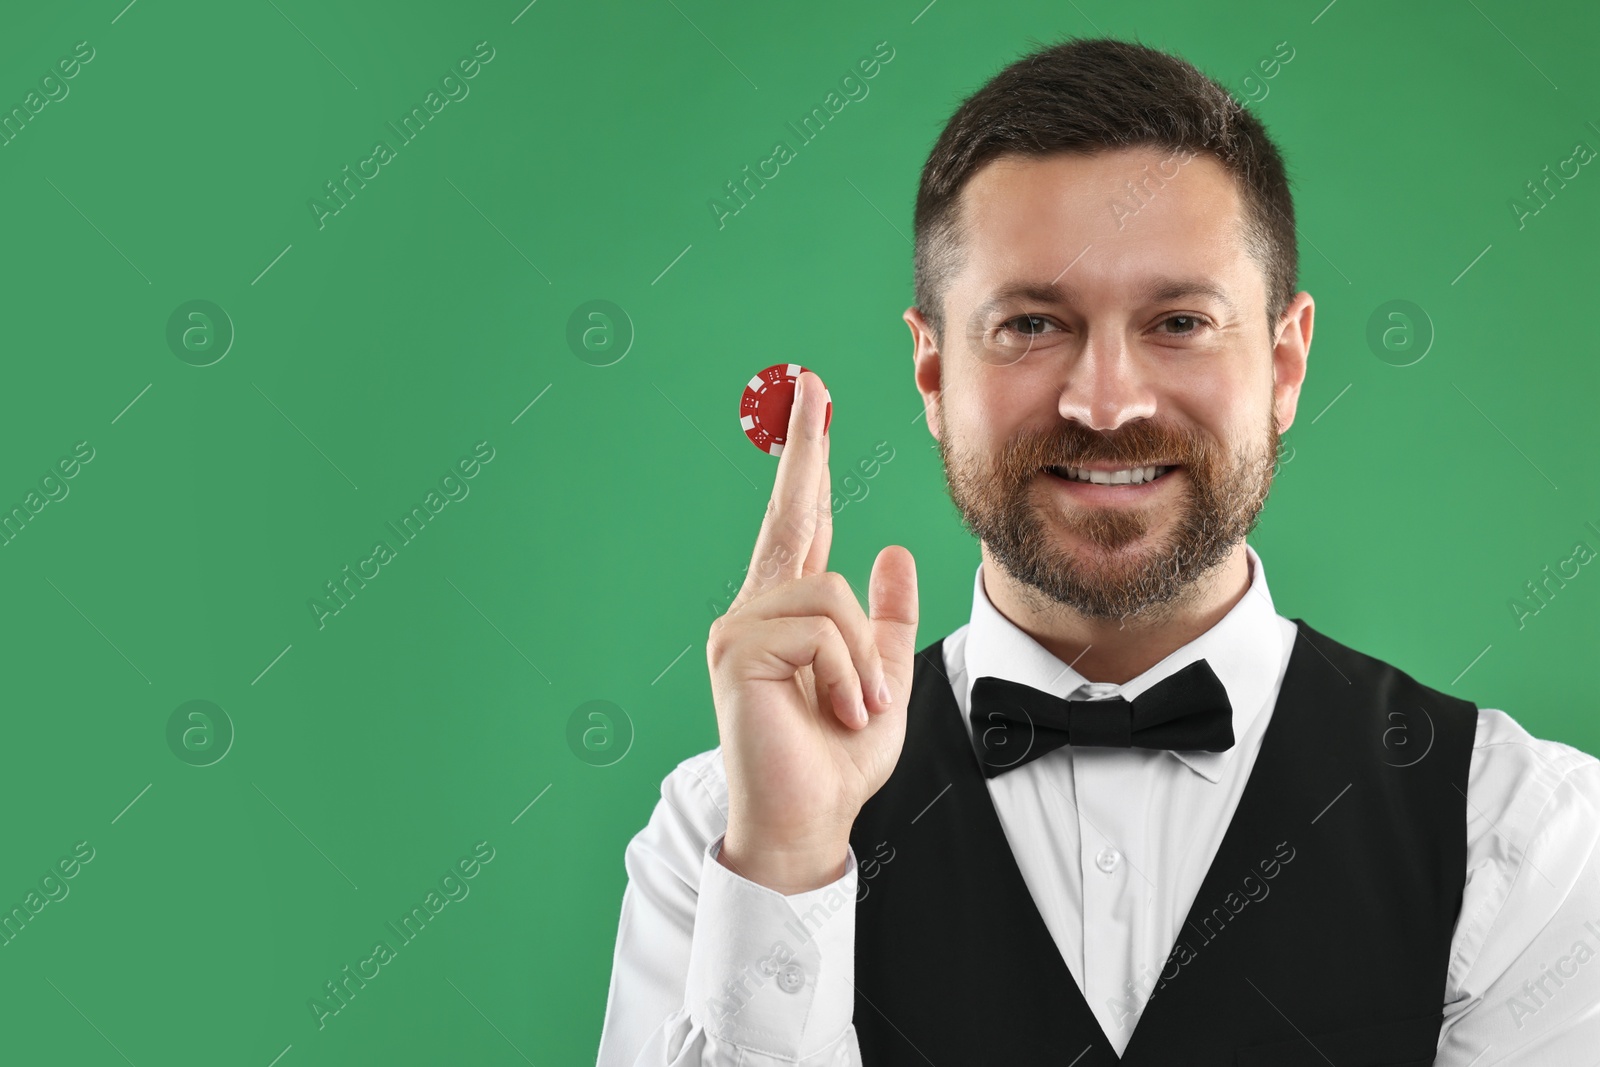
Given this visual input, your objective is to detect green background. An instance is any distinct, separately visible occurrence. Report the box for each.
[0,0,1595,1063]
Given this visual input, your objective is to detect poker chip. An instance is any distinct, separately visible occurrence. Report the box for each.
[739,363,831,456]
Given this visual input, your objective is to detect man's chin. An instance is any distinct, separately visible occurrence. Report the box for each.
[1036,502,1170,558]
[1056,543,1173,589]
[999,546,1179,619]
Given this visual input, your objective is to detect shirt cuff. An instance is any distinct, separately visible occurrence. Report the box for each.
[684,832,858,1060]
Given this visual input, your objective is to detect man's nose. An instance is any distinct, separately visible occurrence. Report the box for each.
[1054,329,1158,431]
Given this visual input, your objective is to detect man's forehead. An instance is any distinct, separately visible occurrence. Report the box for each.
[950,148,1256,310]
[961,149,1242,241]
[964,146,1236,202]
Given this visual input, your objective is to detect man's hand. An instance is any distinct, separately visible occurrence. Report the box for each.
[706,370,919,894]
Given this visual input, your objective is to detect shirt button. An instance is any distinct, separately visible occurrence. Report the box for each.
[777,963,805,993]
[1095,847,1121,873]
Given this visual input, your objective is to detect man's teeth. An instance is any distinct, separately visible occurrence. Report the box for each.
[1050,464,1172,485]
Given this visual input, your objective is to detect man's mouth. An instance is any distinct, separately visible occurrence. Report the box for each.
[1045,464,1177,486]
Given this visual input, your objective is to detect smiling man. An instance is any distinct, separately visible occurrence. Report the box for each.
[597,37,1600,1066]
[924,143,1298,656]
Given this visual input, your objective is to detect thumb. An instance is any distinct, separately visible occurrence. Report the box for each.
[869,545,919,703]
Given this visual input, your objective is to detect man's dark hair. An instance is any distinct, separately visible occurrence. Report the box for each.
[912,36,1298,345]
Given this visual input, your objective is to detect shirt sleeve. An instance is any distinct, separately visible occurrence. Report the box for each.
[1435,709,1600,1064]
[595,748,863,1066]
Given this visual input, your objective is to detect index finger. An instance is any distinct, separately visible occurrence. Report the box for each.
[743,369,829,599]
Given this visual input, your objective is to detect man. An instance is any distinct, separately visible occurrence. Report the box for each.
[597,36,1600,1066]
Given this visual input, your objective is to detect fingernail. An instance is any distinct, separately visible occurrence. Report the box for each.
[794,373,806,407]
[877,677,892,706]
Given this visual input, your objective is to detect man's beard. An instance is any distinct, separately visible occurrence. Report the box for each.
[936,402,1279,621]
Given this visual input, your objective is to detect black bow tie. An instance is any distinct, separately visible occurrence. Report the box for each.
[968,658,1234,778]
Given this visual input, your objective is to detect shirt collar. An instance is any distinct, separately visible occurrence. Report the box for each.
[959,543,1286,783]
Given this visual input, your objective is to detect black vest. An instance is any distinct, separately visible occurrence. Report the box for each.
[849,618,1477,1066]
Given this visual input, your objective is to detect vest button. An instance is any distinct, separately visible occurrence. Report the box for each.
[1095,846,1121,873]
[776,963,805,993]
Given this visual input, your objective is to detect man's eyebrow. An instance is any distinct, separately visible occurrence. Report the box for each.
[967,276,1240,328]
[1141,278,1239,315]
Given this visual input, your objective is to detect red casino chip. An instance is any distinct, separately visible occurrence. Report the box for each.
[739,363,831,455]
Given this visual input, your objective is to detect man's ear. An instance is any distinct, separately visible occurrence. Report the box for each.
[904,306,944,440]
[1270,291,1314,434]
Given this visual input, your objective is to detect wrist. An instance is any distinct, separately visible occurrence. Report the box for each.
[717,831,850,894]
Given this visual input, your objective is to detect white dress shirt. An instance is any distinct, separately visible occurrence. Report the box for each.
[596,544,1600,1065]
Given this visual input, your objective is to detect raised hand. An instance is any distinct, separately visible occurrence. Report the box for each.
[706,370,919,893]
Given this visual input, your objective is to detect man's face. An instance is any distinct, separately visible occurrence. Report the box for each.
[911,147,1308,621]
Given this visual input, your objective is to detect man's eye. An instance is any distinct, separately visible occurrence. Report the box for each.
[998,314,1056,337]
[1159,314,1211,336]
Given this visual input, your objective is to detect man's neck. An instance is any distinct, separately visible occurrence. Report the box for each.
[980,543,1252,685]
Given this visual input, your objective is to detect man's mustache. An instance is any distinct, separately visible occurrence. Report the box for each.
[1004,423,1212,473]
